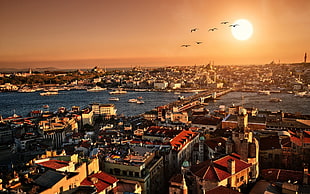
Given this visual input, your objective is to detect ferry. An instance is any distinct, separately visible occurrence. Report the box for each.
[136,100,144,104]
[109,87,127,95]
[87,86,107,92]
[18,88,36,93]
[128,99,138,103]
[40,91,58,96]
[270,98,282,102]
[294,91,307,97]
[258,90,271,95]
[109,97,120,101]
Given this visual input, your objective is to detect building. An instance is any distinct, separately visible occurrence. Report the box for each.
[189,154,252,193]
[103,146,164,194]
[90,103,117,119]
[169,130,200,175]
[154,81,168,89]
[191,116,222,133]
[169,174,188,194]
[80,171,118,194]
[81,108,94,126]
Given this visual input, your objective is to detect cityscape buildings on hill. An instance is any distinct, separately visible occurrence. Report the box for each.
[0,63,309,193]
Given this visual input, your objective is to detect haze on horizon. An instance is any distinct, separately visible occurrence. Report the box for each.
[0,0,309,70]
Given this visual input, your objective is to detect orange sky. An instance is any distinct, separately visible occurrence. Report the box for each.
[0,0,310,69]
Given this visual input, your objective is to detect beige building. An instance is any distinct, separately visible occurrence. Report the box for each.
[103,147,164,194]
[91,103,117,119]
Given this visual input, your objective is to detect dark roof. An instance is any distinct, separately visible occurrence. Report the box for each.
[224,114,266,124]
[259,136,281,150]
[261,169,304,183]
[169,174,184,184]
[34,170,65,188]
[191,116,222,125]
[205,137,227,150]
[206,186,242,194]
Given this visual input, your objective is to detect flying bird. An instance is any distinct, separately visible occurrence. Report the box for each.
[208,28,218,31]
[190,28,199,32]
[229,24,239,27]
[196,41,203,44]
[221,21,229,24]
[181,44,191,47]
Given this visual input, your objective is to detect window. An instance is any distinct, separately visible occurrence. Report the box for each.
[135,172,139,177]
[268,153,273,159]
[114,168,120,175]
[123,170,127,176]
[129,171,133,176]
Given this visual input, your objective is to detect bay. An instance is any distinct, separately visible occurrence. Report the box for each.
[0,90,309,118]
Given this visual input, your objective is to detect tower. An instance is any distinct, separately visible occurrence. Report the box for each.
[198,136,205,162]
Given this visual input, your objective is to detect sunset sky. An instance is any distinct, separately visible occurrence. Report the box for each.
[0,0,310,69]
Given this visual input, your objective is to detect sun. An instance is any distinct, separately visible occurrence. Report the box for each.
[231,19,253,41]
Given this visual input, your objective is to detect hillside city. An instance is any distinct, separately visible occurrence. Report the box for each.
[0,62,310,194]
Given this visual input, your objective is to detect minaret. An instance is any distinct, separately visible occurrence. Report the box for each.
[305,52,307,63]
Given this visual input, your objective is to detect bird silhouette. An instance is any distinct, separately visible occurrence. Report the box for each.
[196,41,203,44]
[221,21,229,24]
[190,28,199,32]
[181,44,191,47]
[208,28,218,31]
[229,24,239,27]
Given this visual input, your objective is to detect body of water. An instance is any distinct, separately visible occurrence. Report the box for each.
[0,90,309,118]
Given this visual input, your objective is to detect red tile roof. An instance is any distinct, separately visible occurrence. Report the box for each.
[191,155,251,182]
[170,130,198,151]
[37,160,70,170]
[80,171,118,192]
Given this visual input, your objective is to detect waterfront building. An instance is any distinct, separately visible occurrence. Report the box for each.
[154,81,168,89]
[90,103,117,119]
[143,110,158,121]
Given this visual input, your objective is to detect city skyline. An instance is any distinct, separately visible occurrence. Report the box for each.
[1,0,310,69]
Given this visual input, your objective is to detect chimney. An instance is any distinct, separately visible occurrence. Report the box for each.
[227,159,236,174]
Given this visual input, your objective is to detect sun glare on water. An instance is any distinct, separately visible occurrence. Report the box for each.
[231,19,253,41]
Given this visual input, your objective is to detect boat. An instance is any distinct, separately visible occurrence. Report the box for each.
[109,88,127,95]
[42,105,49,108]
[270,98,282,102]
[258,90,271,95]
[18,88,36,93]
[178,95,185,100]
[294,91,307,97]
[137,96,143,99]
[136,100,144,104]
[40,91,58,96]
[128,99,138,103]
[109,97,120,101]
[87,86,107,92]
